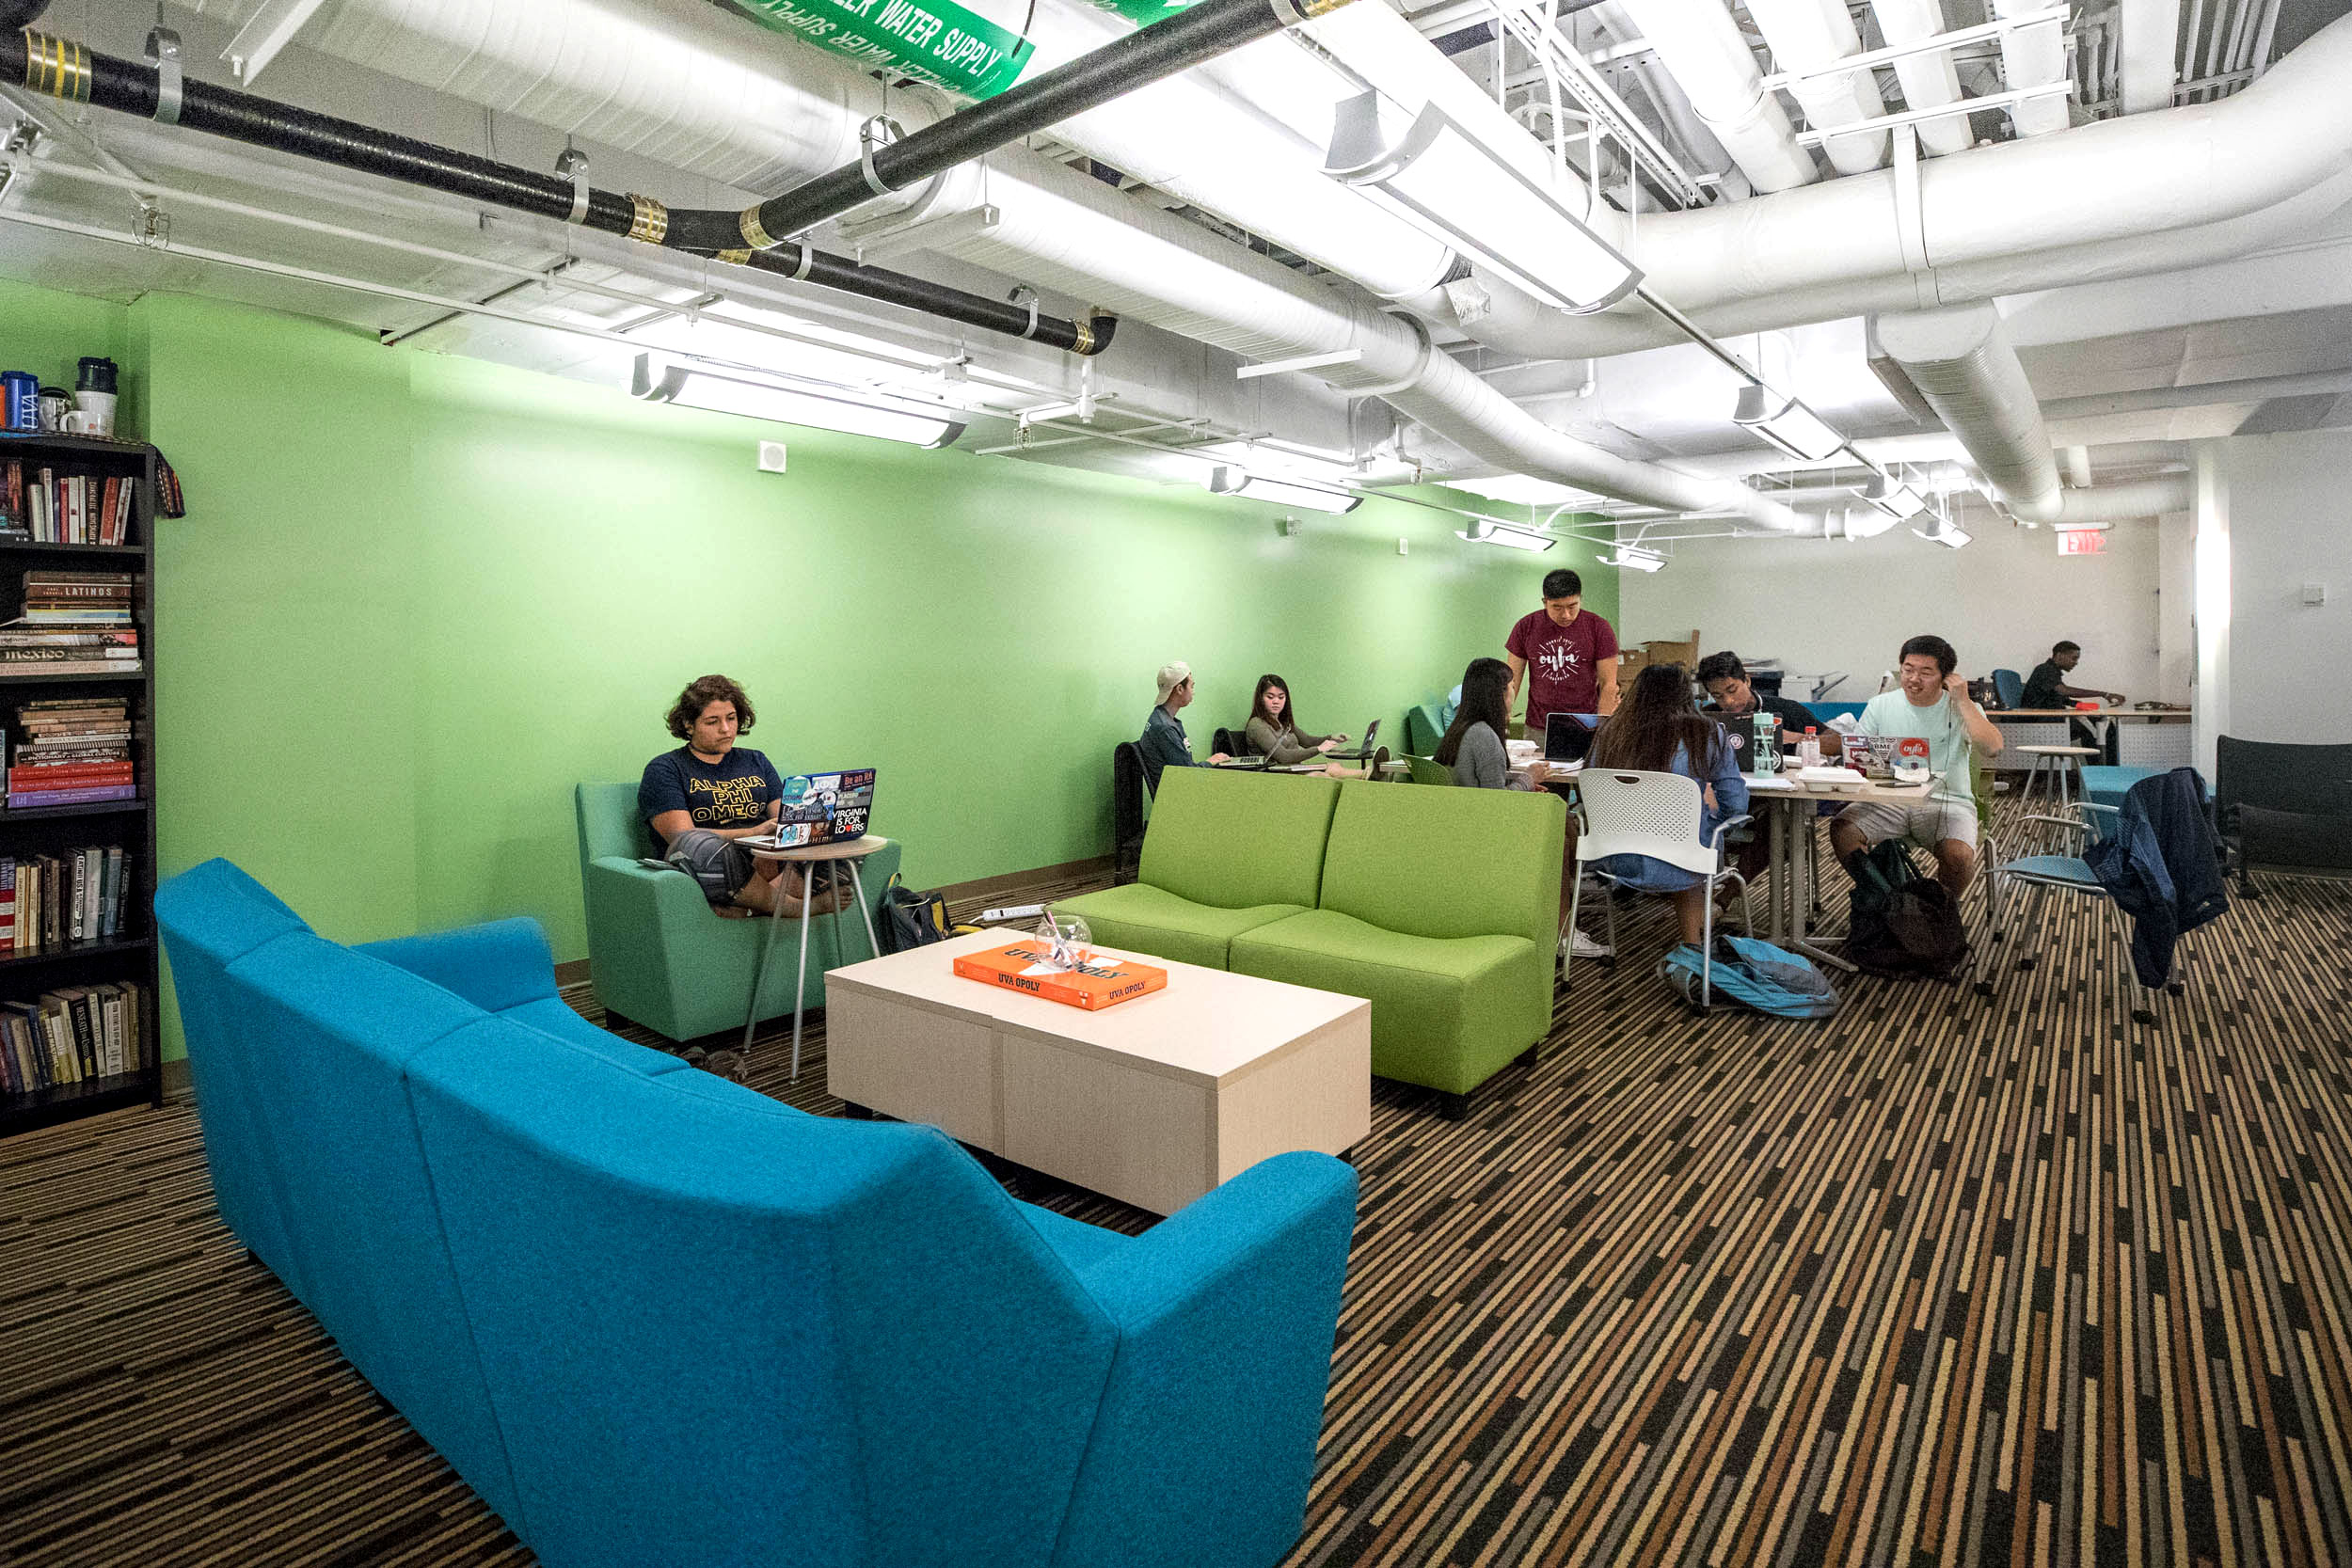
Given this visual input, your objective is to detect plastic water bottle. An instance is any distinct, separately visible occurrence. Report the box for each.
[1751,712,1780,779]
[1800,726,1823,768]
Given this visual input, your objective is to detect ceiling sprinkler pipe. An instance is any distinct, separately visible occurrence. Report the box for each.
[0,27,1114,354]
[676,0,1361,253]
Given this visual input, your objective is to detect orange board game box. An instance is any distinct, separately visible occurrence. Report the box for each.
[952,942,1168,1010]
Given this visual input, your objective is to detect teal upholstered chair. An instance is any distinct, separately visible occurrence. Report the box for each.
[574,782,902,1042]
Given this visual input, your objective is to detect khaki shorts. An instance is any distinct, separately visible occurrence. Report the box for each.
[1836,797,1979,853]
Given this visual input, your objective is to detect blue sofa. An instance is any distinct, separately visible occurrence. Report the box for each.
[157,858,1357,1568]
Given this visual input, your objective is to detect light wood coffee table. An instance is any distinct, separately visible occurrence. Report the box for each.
[824,930,1370,1214]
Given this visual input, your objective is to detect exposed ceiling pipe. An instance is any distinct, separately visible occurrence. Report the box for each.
[1865,0,1971,155]
[1744,0,1891,174]
[0,27,1119,354]
[2120,0,2183,113]
[648,0,1371,253]
[1872,303,2062,511]
[1432,17,2352,356]
[1988,0,2071,135]
[1872,303,2195,522]
[1597,0,1820,191]
[85,0,1809,526]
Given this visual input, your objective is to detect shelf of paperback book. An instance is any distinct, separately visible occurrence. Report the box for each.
[0,671,144,685]
[1,1071,154,1134]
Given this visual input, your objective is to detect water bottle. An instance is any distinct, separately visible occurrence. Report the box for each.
[1751,712,1780,778]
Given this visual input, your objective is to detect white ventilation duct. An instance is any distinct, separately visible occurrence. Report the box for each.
[1597,0,1820,192]
[1871,304,2062,511]
[1989,0,2071,136]
[1866,0,1971,156]
[1873,304,2194,522]
[1435,16,2352,357]
[1745,0,1890,174]
[162,0,1807,531]
[2119,0,2181,115]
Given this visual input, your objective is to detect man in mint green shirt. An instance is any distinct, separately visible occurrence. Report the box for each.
[1829,634,2005,896]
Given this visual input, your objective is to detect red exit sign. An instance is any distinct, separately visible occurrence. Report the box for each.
[2058,530,2107,556]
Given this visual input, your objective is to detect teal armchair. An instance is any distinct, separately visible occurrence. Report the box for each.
[574,782,902,1042]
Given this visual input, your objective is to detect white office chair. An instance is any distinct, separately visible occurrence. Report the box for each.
[1565,769,1753,1007]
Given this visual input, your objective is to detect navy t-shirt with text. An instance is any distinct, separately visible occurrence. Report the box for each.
[639,746,786,849]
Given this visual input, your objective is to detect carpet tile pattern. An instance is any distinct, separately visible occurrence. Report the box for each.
[3,845,2348,1566]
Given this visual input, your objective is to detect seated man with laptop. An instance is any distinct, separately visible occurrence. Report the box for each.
[639,673,852,920]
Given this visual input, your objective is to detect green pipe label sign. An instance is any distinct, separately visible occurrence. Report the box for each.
[1074,0,1203,24]
[729,0,1035,98]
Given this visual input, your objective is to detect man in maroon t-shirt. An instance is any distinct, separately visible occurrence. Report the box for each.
[1504,568,1621,735]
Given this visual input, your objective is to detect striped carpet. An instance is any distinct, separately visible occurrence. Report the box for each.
[6,834,2351,1566]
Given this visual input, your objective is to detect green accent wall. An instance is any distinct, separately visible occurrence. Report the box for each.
[5,279,1615,1058]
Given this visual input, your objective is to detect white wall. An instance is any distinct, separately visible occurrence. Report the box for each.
[2212,429,2352,742]
[1618,508,2170,705]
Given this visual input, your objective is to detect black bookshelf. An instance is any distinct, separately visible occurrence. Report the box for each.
[0,435,162,1137]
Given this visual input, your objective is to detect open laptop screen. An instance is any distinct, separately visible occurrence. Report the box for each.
[1543,712,1603,763]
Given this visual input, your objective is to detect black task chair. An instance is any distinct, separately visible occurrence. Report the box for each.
[1212,726,1248,760]
[2215,736,2352,895]
[1112,741,1151,886]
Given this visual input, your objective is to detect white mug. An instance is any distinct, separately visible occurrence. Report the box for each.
[59,410,98,435]
[72,389,116,436]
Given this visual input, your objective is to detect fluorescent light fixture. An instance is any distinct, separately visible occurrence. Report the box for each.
[1454,519,1555,552]
[1604,545,1666,572]
[631,354,963,449]
[1854,473,1928,519]
[1912,522,1973,549]
[1732,384,1848,463]
[1327,94,1642,316]
[1205,466,1362,515]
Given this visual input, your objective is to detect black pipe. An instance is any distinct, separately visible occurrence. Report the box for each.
[723,246,1117,354]
[671,0,1358,254]
[1,4,49,31]
[3,28,1114,354]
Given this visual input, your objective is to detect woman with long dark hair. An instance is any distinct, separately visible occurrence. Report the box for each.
[1438,657,1612,960]
[1435,657,1549,788]
[1244,673,1346,765]
[1586,663,1750,948]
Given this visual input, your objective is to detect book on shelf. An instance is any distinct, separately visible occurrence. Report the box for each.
[0,464,135,546]
[8,698,137,808]
[0,847,135,955]
[0,980,147,1096]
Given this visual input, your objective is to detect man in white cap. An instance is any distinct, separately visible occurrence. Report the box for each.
[1137,661,1230,790]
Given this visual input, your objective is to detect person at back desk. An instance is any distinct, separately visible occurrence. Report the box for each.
[1438,657,1610,960]
[1244,673,1348,765]
[1137,660,1230,791]
[1696,650,1815,895]
[2020,640,2122,710]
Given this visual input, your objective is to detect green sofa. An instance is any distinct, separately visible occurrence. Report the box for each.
[1057,768,1563,1107]
[575,781,903,1042]
[1058,767,1337,968]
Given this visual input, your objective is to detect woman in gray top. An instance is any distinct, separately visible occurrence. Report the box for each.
[1435,658,1555,789]
[1242,673,1349,766]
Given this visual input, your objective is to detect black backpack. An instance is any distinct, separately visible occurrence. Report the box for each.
[875,874,951,955]
[1842,841,1968,980]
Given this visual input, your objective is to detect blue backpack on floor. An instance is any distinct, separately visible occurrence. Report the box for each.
[1660,936,1841,1018]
